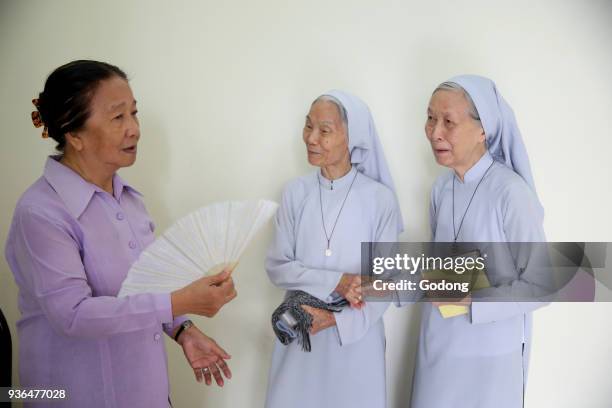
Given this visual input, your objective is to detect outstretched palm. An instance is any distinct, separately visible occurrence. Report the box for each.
[179,326,232,386]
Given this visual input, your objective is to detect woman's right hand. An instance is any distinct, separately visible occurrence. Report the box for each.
[335,273,363,309]
[171,268,237,317]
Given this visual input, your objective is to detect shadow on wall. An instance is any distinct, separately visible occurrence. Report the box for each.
[387,303,422,407]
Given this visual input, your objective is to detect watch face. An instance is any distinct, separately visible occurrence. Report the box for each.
[183,320,193,329]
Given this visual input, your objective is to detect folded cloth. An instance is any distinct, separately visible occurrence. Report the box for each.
[271,290,348,352]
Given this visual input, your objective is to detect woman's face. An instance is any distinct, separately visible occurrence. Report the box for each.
[303,100,349,168]
[425,90,485,170]
[68,76,140,170]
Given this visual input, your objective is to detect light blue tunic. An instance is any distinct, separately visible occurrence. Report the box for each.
[411,151,547,408]
[265,166,401,408]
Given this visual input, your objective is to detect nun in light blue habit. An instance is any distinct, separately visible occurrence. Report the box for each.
[264,90,403,408]
[410,75,548,408]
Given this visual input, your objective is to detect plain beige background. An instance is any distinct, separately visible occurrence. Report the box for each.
[1,0,611,407]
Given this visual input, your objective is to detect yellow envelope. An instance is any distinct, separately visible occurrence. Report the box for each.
[438,304,469,318]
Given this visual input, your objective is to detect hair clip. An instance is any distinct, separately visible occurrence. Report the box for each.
[31,98,49,138]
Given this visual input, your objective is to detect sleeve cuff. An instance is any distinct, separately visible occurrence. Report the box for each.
[152,293,174,327]
[334,307,358,347]
[163,315,190,337]
[309,271,344,301]
[470,302,520,324]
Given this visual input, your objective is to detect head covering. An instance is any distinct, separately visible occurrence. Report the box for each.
[447,75,538,198]
[321,89,404,232]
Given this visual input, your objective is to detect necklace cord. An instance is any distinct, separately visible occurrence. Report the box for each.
[452,161,495,242]
[318,170,359,249]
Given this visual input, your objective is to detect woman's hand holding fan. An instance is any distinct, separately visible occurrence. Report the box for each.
[170,266,237,317]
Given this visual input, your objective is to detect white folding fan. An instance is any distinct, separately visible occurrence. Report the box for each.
[118,199,278,297]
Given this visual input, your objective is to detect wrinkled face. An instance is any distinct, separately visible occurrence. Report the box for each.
[69,76,140,169]
[303,100,349,168]
[425,90,485,170]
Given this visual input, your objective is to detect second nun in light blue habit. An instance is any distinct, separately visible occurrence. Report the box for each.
[410,75,548,408]
[264,90,403,408]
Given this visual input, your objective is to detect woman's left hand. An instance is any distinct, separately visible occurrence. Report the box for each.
[177,325,232,386]
[301,305,336,335]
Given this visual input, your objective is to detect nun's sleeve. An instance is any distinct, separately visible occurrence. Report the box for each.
[471,180,551,324]
[335,194,400,345]
[265,184,344,301]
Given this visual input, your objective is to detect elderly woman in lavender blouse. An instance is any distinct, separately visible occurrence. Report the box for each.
[5,60,237,408]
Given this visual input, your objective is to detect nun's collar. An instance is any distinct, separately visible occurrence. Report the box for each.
[456,150,494,184]
[318,165,358,190]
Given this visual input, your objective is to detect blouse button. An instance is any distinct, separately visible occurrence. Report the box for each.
[154,333,161,341]
[116,212,125,221]
[129,240,137,249]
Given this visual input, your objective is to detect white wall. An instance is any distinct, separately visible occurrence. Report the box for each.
[1,0,611,406]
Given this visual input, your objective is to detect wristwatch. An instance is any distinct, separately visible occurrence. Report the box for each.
[174,319,194,342]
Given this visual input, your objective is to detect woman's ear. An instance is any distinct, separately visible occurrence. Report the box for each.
[478,127,486,144]
[65,131,84,152]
